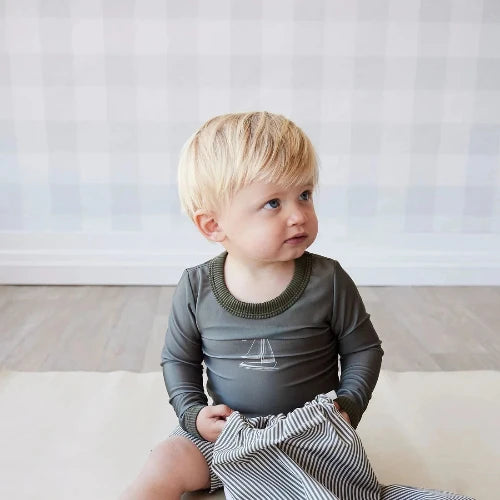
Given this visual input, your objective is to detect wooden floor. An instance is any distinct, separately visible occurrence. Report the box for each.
[0,285,499,372]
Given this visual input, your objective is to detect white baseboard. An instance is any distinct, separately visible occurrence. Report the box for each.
[0,232,499,285]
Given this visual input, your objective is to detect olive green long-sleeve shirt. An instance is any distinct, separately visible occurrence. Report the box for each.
[161,251,383,439]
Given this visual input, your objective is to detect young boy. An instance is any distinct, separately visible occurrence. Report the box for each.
[121,111,384,499]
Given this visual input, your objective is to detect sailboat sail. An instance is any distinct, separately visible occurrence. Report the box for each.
[240,339,277,370]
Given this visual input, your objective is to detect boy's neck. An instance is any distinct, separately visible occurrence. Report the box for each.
[223,253,296,304]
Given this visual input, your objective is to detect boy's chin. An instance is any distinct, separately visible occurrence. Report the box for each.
[281,246,309,260]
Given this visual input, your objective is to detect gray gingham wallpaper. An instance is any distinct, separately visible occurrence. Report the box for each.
[0,0,499,285]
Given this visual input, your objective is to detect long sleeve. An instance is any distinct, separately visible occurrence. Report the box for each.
[331,261,383,428]
[161,269,208,438]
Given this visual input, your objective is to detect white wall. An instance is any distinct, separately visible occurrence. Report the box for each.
[1,0,499,285]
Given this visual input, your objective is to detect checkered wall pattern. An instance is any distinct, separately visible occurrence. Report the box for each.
[0,0,499,238]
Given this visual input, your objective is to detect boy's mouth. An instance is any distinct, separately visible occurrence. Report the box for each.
[285,234,308,244]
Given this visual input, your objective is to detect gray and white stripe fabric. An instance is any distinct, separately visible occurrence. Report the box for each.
[170,393,475,499]
[212,394,474,500]
[213,393,379,500]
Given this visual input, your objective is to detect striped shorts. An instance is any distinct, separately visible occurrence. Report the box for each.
[170,394,475,499]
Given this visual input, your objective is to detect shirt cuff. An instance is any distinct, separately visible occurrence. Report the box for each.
[335,396,362,429]
[180,405,206,440]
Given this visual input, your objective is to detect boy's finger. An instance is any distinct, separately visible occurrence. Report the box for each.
[213,419,227,432]
[210,404,233,417]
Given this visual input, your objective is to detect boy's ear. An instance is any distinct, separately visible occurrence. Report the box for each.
[193,210,226,242]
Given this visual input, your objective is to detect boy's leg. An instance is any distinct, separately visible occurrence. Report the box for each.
[120,436,211,500]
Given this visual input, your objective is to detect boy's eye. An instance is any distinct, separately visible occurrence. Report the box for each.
[300,190,312,201]
[264,199,280,210]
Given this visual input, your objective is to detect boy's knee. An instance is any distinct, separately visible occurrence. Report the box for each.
[150,438,188,468]
[148,437,210,491]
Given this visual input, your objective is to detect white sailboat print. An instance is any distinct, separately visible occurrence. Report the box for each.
[240,339,278,371]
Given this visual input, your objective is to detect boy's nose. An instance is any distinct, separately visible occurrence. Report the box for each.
[287,207,306,225]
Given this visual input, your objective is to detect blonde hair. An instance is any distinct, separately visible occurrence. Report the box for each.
[177,111,319,220]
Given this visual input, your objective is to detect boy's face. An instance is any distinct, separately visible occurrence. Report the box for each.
[215,180,318,265]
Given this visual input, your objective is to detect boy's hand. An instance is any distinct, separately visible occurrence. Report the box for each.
[334,401,352,426]
[196,404,233,442]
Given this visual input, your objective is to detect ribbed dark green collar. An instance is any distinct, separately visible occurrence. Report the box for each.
[209,252,313,319]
